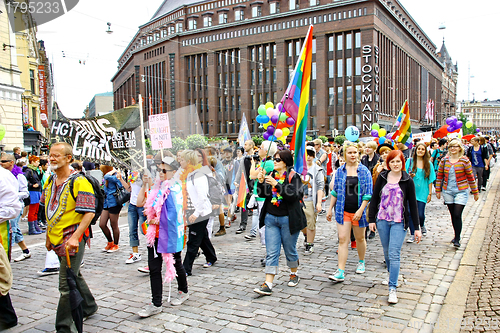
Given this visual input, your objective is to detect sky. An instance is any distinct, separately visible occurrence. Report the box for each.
[36,0,500,119]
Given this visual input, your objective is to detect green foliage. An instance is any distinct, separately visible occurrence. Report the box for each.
[318,136,328,143]
[306,135,313,141]
[207,136,227,143]
[252,136,264,146]
[170,137,188,154]
[334,135,347,146]
[185,134,207,150]
[458,112,476,135]
[144,138,155,156]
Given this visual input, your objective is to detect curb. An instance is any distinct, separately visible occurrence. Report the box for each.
[434,167,499,333]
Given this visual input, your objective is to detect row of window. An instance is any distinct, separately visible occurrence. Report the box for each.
[177,8,367,47]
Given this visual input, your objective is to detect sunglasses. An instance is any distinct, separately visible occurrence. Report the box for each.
[159,168,174,173]
[274,157,283,163]
[0,160,12,163]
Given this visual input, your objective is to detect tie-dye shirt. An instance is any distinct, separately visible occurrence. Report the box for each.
[377,183,403,222]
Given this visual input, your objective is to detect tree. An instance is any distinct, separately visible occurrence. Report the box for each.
[306,135,313,141]
[186,134,207,149]
[458,112,476,135]
[334,135,347,146]
[318,135,328,143]
[252,136,264,147]
[170,137,188,154]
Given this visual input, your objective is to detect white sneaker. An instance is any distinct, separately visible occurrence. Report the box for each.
[382,273,403,286]
[406,236,414,243]
[125,253,142,264]
[388,289,398,304]
[138,303,162,318]
[14,251,31,262]
[170,291,189,306]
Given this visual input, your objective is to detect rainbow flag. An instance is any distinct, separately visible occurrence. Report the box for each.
[236,171,248,209]
[391,100,412,145]
[282,25,313,175]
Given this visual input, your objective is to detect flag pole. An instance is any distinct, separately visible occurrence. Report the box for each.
[138,94,147,173]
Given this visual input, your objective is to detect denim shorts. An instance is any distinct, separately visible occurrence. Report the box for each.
[442,189,469,205]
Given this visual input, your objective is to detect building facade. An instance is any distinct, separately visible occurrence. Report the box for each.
[88,92,114,118]
[438,39,458,129]
[460,100,500,135]
[112,0,449,138]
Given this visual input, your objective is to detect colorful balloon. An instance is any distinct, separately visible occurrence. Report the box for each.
[271,115,279,124]
[345,126,360,142]
[286,117,295,126]
[371,123,380,130]
[379,137,386,144]
[274,129,283,138]
[265,101,274,110]
[0,124,5,141]
[276,103,284,113]
[263,121,271,129]
[378,128,387,137]
[267,126,275,134]
[258,104,267,115]
[257,115,269,124]
[455,121,463,129]
[266,107,275,117]
[476,128,480,132]
[279,112,288,122]
[466,121,473,128]
[282,128,290,137]
[263,132,270,140]
[371,130,379,137]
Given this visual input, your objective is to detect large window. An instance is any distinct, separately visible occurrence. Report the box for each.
[310,0,318,6]
[337,59,343,77]
[252,6,261,17]
[265,69,270,84]
[328,36,334,52]
[203,16,212,27]
[355,85,361,103]
[176,22,183,33]
[346,33,352,50]
[219,13,227,24]
[312,62,316,80]
[188,19,197,30]
[270,2,280,14]
[312,38,316,54]
[251,70,255,85]
[288,42,293,57]
[346,86,352,104]
[337,86,343,105]
[235,9,244,21]
[312,89,316,106]
[337,35,343,50]
[355,32,361,48]
[329,87,335,106]
[355,57,361,75]
[337,115,345,130]
[273,67,277,83]
[296,41,301,56]
[273,44,277,59]
[346,58,352,77]
[289,0,297,10]
[329,60,334,78]
[30,69,36,93]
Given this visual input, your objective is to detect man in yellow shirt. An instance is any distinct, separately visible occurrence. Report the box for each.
[40,142,97,333]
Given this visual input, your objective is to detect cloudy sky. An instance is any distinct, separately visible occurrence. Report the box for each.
[36,0,500,118]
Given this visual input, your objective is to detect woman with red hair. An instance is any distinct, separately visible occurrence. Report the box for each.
[368,150,421,304]
[25,155,44,234]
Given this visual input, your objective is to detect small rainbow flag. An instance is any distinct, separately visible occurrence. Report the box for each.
[236,171,248,209]
[392,100,412,145]
[282,25,314,175]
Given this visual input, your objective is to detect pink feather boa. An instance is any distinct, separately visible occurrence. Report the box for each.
[144,180,170,247]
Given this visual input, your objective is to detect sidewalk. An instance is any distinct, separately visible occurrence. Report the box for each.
[5,166,499,333]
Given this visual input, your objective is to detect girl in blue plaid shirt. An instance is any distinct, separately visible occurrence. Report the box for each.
[326,142,373,282]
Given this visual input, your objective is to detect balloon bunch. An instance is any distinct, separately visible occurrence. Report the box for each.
[256,101,295,143]
[369,123,391,144]
[345,126,360,142]
[445,116,462,133]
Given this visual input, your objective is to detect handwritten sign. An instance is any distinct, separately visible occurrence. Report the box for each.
[149,113,172,150]
[412,131,432,143]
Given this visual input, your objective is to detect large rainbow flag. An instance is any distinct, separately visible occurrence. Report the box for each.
[282,25,313,175]
[391,100,412,145]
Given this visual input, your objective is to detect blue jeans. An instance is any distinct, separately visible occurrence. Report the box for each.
[127,204,145,247]
[264,213,300,275]
[376,219,406,290]
[10,211,23,244]
[409,201,426,235]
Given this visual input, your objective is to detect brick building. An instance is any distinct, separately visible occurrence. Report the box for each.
[112,0,449,138]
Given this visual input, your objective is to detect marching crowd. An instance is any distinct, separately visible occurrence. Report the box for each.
[0,134,498,331]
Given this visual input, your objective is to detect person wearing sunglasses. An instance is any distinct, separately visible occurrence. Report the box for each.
[136,157,189,318]
[254,149,307,296]
[436,139,479,248]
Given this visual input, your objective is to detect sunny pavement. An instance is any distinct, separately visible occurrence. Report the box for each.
[5,166,499,333]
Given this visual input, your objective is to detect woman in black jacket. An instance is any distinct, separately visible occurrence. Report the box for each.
[368,150,421,304]
[254,149,306,296]
[24,155,44,235]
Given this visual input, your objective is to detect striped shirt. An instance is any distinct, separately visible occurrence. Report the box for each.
[435,156,478,194]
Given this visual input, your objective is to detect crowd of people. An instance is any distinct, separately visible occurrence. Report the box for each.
[0,134,497,330]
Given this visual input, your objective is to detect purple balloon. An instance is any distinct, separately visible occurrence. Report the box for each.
[271,115,279,124]
[267,126,275,134]
[456,121,463,128]
[263,132,270,140]
[371,130,379,137]
[476,128,481,132]
[286,117,295,126]
[447,125,454,132]
[277,103,284,113]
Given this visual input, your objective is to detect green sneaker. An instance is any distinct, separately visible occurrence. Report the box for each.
[356,261,365,274]
[329,269,344,282]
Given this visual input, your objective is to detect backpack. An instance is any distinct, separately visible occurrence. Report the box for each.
[48,173,104,225]
[192,173,224,206]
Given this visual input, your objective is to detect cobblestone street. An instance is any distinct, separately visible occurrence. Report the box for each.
[4,167,499,333]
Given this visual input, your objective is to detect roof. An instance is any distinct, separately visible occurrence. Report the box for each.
[438,39,458,74]
[150,0,205,21]
[94,92,113,97]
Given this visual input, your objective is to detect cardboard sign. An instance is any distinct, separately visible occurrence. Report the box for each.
[149,113,172,150]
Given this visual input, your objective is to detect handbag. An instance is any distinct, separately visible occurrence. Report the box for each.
[113,185,131,206]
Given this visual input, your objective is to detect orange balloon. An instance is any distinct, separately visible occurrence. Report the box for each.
[277,122,287,129]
